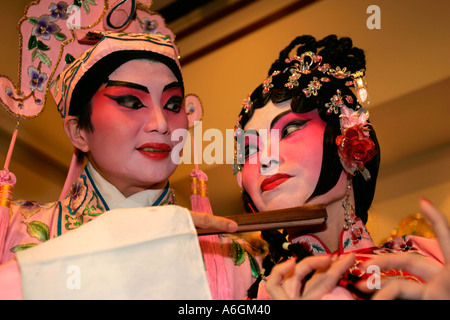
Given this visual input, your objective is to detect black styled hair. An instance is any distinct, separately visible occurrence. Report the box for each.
[238,35,380,224]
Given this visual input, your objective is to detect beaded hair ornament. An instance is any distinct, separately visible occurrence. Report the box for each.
[233,47,376,181]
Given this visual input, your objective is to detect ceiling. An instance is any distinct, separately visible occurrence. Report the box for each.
[0,0,449,225]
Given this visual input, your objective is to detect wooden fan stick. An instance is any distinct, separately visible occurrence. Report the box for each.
[197,204,327,235]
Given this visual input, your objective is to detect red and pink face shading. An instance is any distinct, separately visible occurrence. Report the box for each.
[72,59,188,197]
[237,100,349,212]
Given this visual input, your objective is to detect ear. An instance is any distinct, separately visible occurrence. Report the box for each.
[184,94,203,128]
[236,171,243,189]
[63,116,90,153]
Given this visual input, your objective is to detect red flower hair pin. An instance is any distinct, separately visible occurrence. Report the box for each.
[336,106,376,180]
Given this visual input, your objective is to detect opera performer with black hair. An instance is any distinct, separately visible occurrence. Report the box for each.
[234,35,450,300]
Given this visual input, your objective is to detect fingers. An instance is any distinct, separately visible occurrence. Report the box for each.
[294,255,333,280]
[422,265,450,300]
[284,255,333,298]
[265,258,297,300]
[266,253,357,300]
[190,210,238,233]
[358,269,450,300]
[303,253,356,299]
[370,279,424,300]
[358,198,450,300]
[327,253,356,279]
[266,256,336,300]
[361,253,440,282]
[420,197,450,260]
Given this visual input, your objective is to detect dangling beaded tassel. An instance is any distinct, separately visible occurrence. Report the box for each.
[342,176,357,232]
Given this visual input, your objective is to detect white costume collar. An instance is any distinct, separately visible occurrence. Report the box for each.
[86,162,166,210]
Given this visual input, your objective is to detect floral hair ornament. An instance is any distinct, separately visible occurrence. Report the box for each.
[335,106,376,181]
[234,47,374,177]
[262,50,370,100]
[262,70,280,94]
[286,52,375,180]
[232,116,245,175]
[285,51,323,74]
[349,70,370,108]
[232,91,257,174]
[324,89,355,114]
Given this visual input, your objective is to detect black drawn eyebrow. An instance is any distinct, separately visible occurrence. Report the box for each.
[105,80,149,93]
[270,110,291,130]
[163,81,182,92]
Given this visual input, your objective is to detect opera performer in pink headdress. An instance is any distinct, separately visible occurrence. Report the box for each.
[0,0,259,299]
[234,35,450,300]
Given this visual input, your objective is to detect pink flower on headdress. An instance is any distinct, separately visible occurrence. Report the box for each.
[49,2,69,21]
[31,15,61,40]
[28,67,48,92]
[339,106,369,134]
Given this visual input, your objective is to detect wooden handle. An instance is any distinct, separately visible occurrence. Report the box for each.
[197,204,327,235]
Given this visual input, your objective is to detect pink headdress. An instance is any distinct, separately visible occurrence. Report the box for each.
[0,0,180,118]
[0,0,204,194]
[55,30,182,118]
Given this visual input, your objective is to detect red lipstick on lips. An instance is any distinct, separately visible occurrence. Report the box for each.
[137,142,172,160]
[260,173,291,192]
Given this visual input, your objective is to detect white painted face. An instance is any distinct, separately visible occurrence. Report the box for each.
[79,59,188,197]
[240,99,347,212]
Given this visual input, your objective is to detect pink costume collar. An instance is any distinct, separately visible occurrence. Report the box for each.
[288,218,376,255]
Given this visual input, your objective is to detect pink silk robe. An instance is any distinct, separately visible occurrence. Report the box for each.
[256,218,444,299]
[0,166,261,299]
